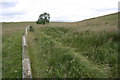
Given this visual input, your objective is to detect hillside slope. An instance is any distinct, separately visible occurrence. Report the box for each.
[2,13,118,78]
[27,13,118,78]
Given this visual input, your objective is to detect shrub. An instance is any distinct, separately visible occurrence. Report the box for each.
[29,26,34,32]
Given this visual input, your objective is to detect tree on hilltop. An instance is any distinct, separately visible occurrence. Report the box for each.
[36,12,50,25]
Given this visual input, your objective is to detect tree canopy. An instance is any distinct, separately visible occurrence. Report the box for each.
[36,12,50,25]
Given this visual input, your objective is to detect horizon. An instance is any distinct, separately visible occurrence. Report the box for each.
[1,12,117,23]
[0,0,119,22]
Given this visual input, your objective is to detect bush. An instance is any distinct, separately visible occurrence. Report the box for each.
[29,26,34,32]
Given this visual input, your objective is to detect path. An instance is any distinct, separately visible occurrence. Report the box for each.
[22,26,32,79]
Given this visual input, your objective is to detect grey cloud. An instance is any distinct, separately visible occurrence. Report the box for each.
[2,12,25,16]
[95,8,117,12]
[0,2,17,8]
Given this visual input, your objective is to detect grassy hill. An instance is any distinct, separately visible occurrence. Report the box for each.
[2,13,118,78]
[27,13,118,78]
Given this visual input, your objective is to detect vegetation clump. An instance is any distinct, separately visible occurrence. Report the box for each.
[29,26,34,32]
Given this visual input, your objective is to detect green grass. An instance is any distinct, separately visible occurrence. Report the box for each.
[2,22,35,78]
[2,31,23,78]
[0,44,1,79]
[27,13,118,78]
[28,26,118,78]
[2,22,26,78]
[2,21,35,78]
[41,27,118,77]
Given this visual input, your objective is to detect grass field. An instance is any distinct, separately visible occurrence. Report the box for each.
[0,23,2,79]
[2,22,32,78]
[2,22,40,78]
[2,13,118,78]
[2,25,23,78]
[27,13,118,78]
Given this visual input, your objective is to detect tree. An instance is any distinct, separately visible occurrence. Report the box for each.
[36,12,50,25]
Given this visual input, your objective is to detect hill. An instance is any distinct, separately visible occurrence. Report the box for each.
[2,13,118,78]
[27,13,118,78]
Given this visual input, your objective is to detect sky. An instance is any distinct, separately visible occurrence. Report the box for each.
[0,0,119,22]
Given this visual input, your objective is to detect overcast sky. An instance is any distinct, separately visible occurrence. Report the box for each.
[0,0,119,22]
